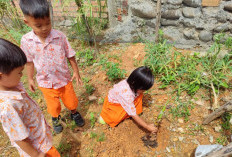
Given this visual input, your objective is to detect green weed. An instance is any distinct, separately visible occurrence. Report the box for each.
[97,132,105,142]
[216,135,228,145]
[90,112,96,128]
[221,112,232,131]
[90,132,97,138]
[57,141,72,154]
[76,49,96,66]
[105,62,126,81]
[170,101,193,121]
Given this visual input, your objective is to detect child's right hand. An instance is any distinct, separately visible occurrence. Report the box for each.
[28,79,36,92]
[147,124,158,134]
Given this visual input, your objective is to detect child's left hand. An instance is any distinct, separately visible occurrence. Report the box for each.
[71,72,83,86]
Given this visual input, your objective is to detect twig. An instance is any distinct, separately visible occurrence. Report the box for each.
[211,82,218,110]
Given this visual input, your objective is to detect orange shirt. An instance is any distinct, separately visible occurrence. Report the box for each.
[0,83,52,156]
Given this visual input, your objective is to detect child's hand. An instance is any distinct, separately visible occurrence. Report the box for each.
[71,72,83,86]
[147,124,158,134]
[28,79,36,92]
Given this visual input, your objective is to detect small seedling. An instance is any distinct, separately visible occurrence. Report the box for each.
[216,135,228,145]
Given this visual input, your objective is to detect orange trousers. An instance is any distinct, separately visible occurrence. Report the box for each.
[100,94,143,127]
[46,146,60,157]
[39,82,78,117]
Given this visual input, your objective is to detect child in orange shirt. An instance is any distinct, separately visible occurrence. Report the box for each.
[100,66,157,133]
[0,38,60,157]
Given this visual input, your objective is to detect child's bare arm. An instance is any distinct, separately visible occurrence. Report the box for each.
[26,62,36,92]
[131,115,157,133]
[68,57,83,86]
[15,138,45,157]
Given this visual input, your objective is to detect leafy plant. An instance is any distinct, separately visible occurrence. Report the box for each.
[76,49,96,66]
[90,132,97,138]
[170,101,194,121]
[221,112,232,131]
[83,77,95,95]
[90,112,96,128]
[105,62,126,81]
[97,132,105,142]
[57,141,72,154]
[216,135,228,145]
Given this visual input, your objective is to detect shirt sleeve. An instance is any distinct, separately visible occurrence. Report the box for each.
[62,34,75,58]
[20,37,33,62]
[0,101,29,141]
[118,91,137,116]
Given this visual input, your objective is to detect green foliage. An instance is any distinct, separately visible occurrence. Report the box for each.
[83,77,95,95]
[221,112,232,131]
[90,112,96,128]
[144,31,232,97]
[105,62,126,81]
[90,132,97,139]
[170,101,194,121]
[96,132,105,142]
[76,49,96,66]
[57,141,72,154]
[216,135,228,145]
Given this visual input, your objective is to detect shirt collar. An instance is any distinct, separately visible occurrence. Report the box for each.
[28,29,60,43]
[0,83,25,100]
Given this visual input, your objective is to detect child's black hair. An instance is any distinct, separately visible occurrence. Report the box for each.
[0,38,27,74]
[127,66,154,93]
[19,0,50,18]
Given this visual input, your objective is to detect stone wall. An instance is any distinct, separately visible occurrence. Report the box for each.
[103,0,232,48]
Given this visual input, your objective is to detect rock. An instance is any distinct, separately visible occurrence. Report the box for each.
[216,11,228,23]
[230,116,232,125]
[167,0,183,5]
[161,9,182,20]
[146,19,156,28]
[192,100,205,106]
[183,0,201,8]
[166,147,171,152]
[195,145,223,157]
[178,127,184,133]
[130,1,156,19]
[173,137,178,142]
[178,118,184,123]
[224,2,232,12]
[183,28,198,40]
[199,30,212,42]
[192,139,200,145]
[182,7,201,18]
[214,23,230,32]
[209,136,214,143]
[89,95,97,101]
[163,27,183,42]
[214,126,222,132]
[178,137,184,142]
[161,19,179,26]
[58,20,73,27]
[203,7,220,18]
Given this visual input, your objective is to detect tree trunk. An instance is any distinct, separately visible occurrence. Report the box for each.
[155,0,161,43]
[47,0,54,27]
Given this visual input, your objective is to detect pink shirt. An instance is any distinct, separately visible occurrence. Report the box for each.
[21,29,76,89]
[108,79,139,116]
[0,83,52,156]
